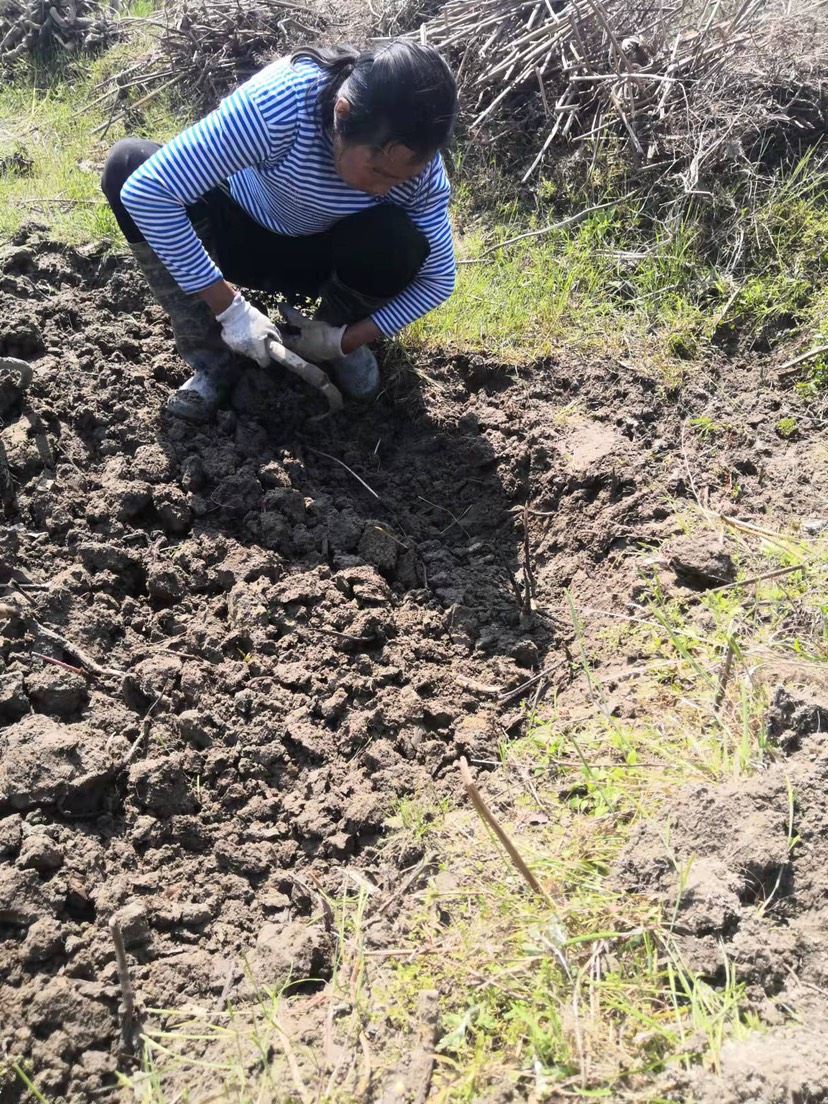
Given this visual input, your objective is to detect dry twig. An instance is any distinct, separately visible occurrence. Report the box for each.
[306,447,381,501]
[110,917,140,1053]
[459,755,556,907]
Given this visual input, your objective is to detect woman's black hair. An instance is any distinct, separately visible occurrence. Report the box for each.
[291,41,457,159]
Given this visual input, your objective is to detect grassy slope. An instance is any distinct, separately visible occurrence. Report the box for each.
[411,159,828,376]
[4,32,828,1104]
[0,44,187,245]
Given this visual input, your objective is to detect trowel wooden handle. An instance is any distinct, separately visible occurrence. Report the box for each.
[266,336,344,413]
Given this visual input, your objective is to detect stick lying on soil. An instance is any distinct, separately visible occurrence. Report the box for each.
[110,918,140,1054]
[459,756,555,908]
[777,344,828,377]
[305,447,381,501]
[0,604,124,679]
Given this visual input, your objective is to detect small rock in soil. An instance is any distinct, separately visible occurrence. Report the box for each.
[21,916,65,963]
[0,715,110,813]
[667,535,736,589]
[18,831,64,872]
[0,865,46,925]
[26,666,87,717]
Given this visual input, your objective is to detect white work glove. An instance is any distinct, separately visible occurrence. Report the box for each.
[279,304,346,363]
[217,292,280,368]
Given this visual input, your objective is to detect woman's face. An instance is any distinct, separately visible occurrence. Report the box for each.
[332,98,428,196]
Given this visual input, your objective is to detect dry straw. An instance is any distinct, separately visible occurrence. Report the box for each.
[418,0,828,183]
[85,0,326,131]
[0,0,121,68]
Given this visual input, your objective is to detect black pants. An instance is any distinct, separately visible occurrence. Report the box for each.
[101,138,430,303]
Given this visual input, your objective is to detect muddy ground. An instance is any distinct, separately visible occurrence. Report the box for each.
[1,231,828,1102]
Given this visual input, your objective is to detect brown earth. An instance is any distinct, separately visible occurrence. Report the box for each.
[1,230,828,1102]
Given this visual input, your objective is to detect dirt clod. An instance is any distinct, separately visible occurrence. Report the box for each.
[111,901,151,948]
[18,831,64,872]
[129,758,198,818]
[0,714,111,813]
[667,534,737,588]
[0,865,45,925]
[0,354,32,415]
[25,665,87,717]
[252,919,334,989]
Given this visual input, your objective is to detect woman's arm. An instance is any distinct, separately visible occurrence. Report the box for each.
[121,63,298,300]
[342,318,381,353]
[369,156,456,336]
[198,279,237,315]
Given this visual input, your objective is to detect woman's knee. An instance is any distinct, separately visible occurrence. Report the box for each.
[100,138,162,205]
[332,205,430,298]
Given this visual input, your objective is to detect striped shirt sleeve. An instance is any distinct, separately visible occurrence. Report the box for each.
[371,155,456,335]
[120,64,299,293]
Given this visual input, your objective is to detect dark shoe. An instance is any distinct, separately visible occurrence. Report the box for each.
[329,346,380,400]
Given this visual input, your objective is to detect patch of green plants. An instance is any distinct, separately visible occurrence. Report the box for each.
[775,417,799,440]
[689,415,721,441]
[410,150,828,368]
[0,43,188,245]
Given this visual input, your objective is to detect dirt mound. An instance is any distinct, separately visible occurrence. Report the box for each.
[617,681,828,1103]
[0,230,826,1100]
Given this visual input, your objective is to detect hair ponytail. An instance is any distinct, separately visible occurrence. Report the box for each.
[292,41,457,159]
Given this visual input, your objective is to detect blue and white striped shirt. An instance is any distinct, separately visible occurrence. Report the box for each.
[120,58,456,335]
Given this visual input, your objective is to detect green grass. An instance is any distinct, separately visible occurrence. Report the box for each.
[0,46,187,244]
[410,152,828,370]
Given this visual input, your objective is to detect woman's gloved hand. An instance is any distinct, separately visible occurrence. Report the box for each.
[279,303,346,363]
[217,292,280,367]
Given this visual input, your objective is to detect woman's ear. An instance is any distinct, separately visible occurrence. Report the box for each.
[334,97,351,124]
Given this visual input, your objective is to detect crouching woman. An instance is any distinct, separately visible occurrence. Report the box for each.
[101,41,458,422]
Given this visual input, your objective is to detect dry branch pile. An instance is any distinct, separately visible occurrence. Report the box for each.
[0,0,121,69]
[89,0,327,132]
[423,0,828,184]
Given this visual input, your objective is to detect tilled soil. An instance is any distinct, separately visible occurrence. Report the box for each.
[1,231,828,1102]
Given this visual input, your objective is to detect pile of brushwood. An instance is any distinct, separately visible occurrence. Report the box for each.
[86,0,327,129]
[0,0,121,68]
[419,0,828,188]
